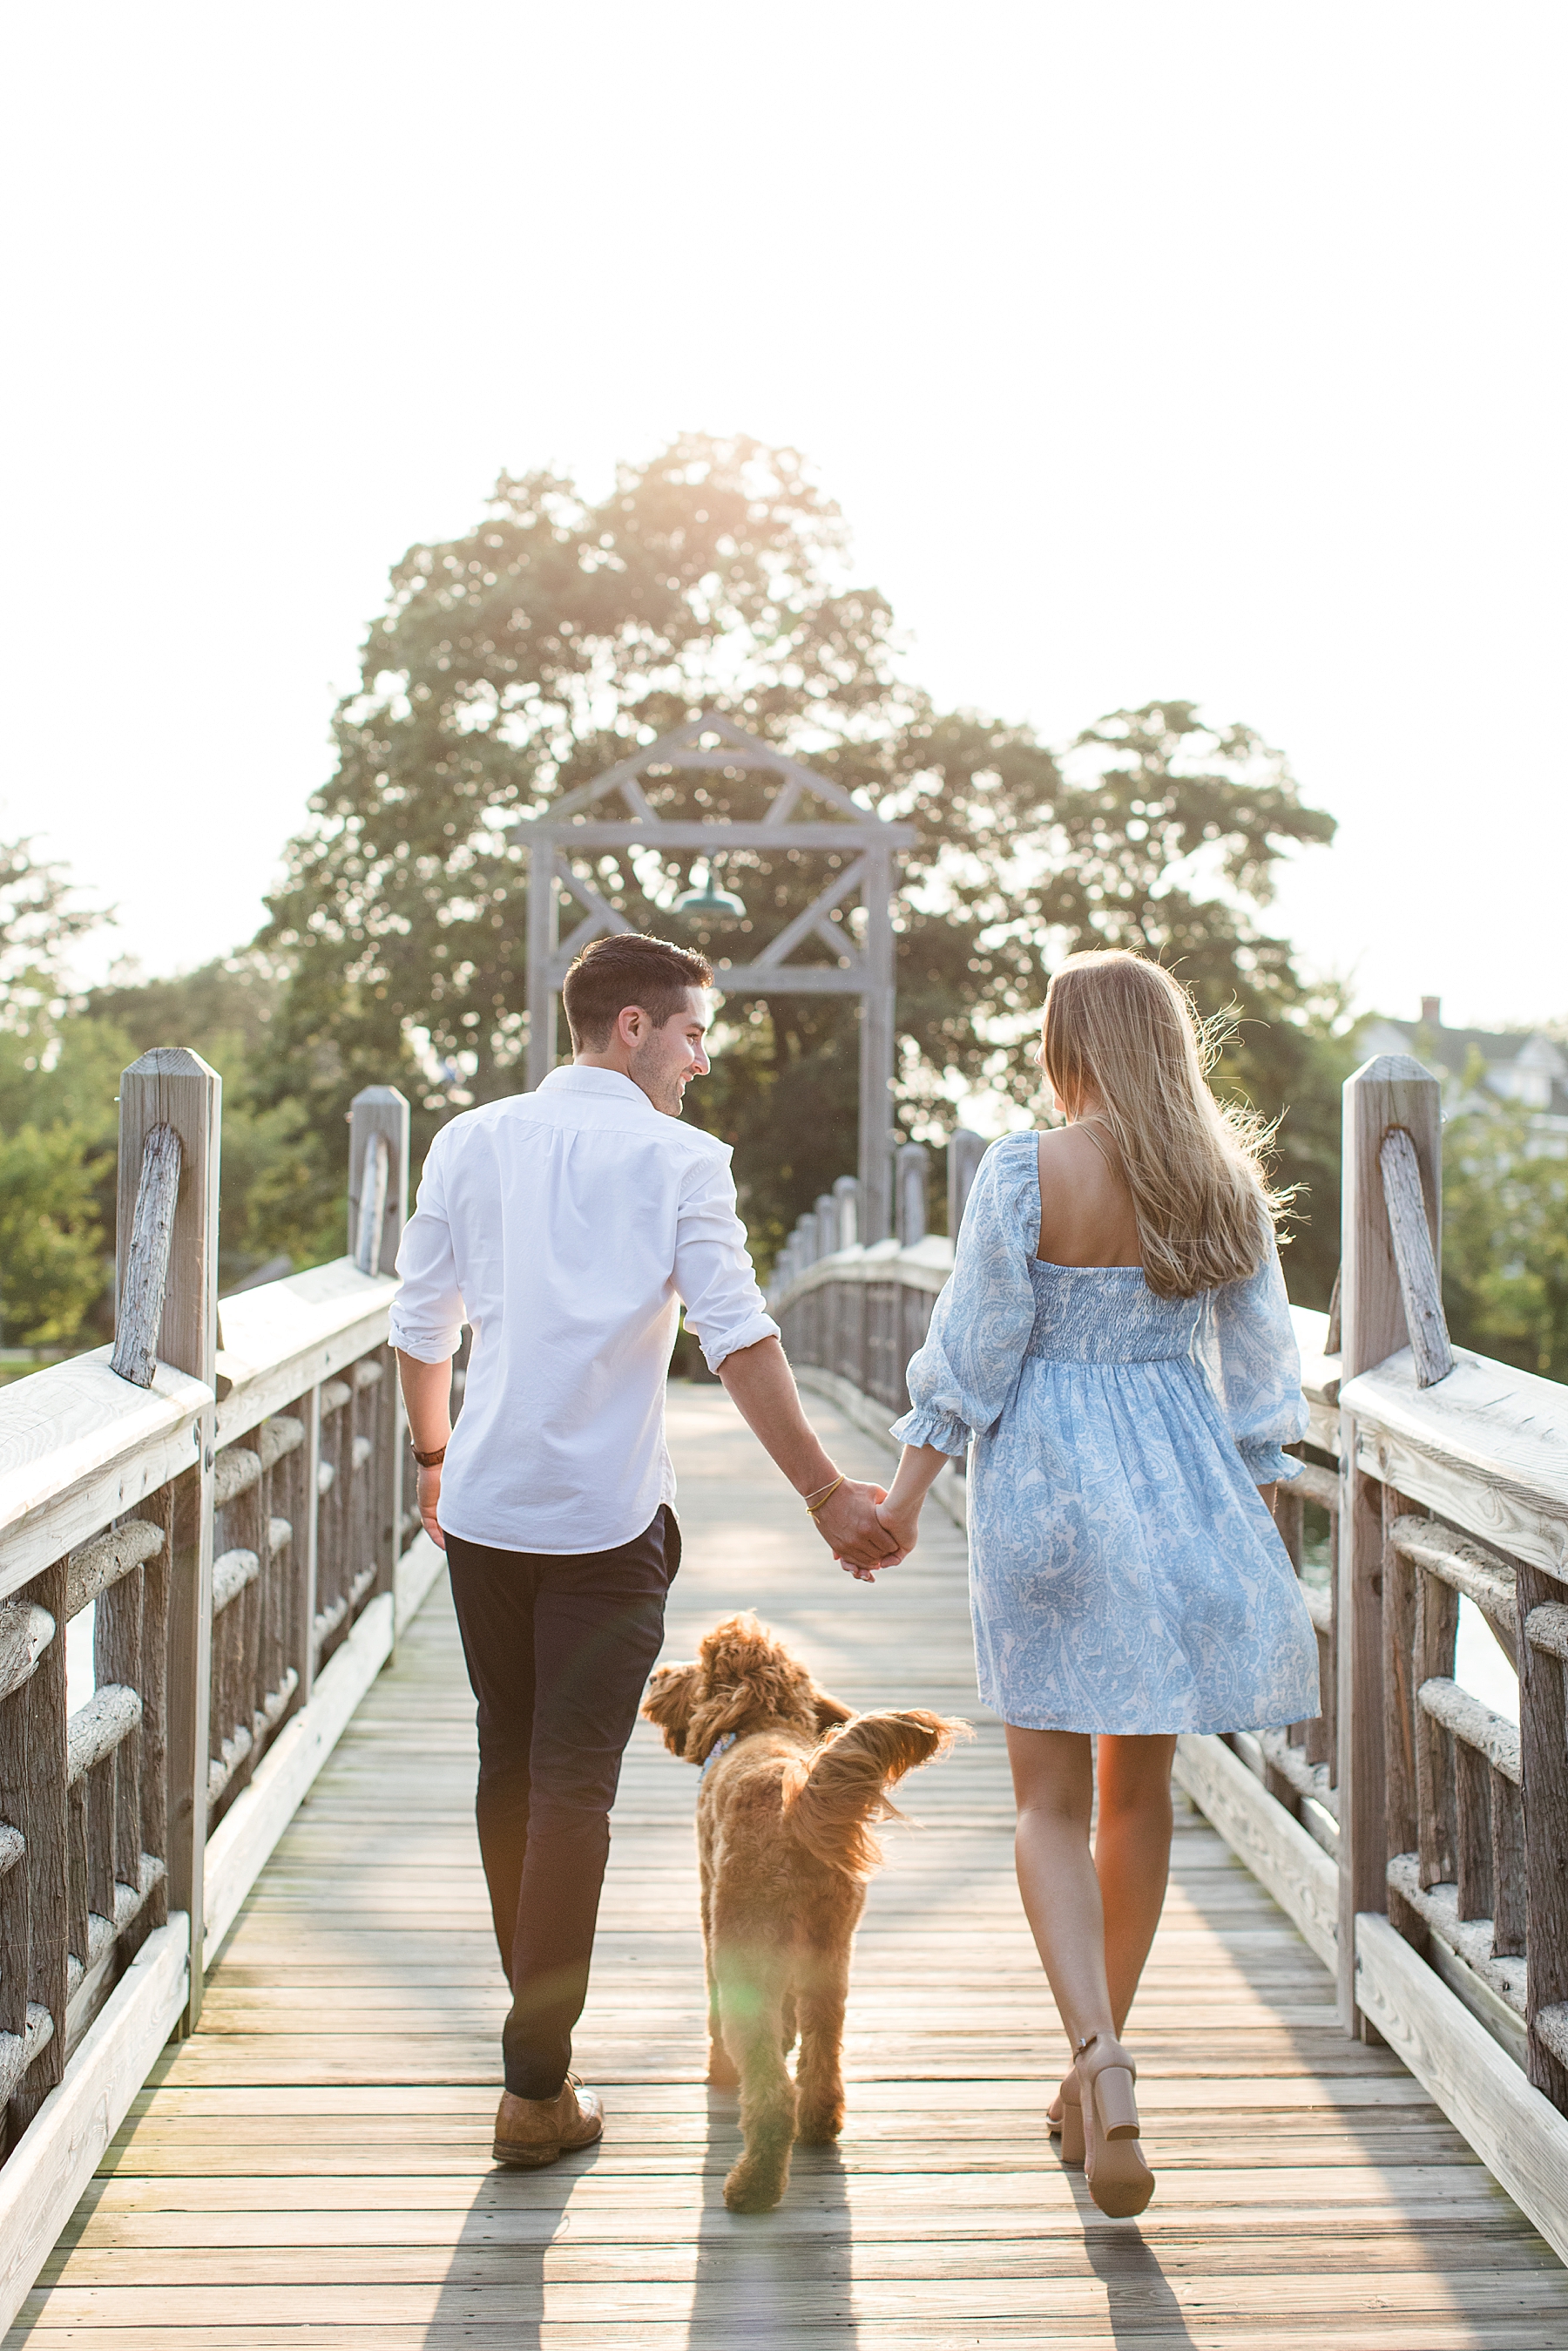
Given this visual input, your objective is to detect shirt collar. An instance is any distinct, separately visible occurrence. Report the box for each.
[538,1064,662,1115]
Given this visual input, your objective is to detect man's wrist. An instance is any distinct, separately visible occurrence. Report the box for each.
[793,1459,840,1501]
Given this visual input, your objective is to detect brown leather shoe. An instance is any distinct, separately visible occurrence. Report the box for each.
[492,2075,605,2168]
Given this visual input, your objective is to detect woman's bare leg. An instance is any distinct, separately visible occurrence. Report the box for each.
[1007,1728,1116,2052]
[1095,1732,1177,2035]
[1014,1728,1177,2117]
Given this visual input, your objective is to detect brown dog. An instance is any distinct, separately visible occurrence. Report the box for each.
[642,1613,967,2212]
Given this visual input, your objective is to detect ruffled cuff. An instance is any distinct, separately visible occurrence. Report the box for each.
[1239,1439,1303,1485]
[890,1405,971,1458]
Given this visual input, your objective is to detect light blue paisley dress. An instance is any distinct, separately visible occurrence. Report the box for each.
[890,1132,1321,1736]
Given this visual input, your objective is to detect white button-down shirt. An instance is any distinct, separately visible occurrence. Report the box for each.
[388,1065,779,1555]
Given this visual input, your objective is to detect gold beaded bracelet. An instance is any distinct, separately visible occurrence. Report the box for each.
[804,1474,845,1516]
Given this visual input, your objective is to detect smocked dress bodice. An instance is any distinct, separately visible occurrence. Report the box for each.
[1022,1261,1200,1362]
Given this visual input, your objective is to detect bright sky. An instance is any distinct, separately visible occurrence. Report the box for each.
[3,3,1563,1032]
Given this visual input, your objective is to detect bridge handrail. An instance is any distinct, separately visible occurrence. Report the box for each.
[0,1059,440,2332]
[766,1062,1568,2266]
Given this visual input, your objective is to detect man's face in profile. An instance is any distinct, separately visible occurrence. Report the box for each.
[627,988,713,1116]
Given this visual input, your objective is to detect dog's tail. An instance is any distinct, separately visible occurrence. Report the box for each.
[782,1710,970,1878]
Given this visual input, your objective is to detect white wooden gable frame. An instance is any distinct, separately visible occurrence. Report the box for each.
[522,711,915,1240]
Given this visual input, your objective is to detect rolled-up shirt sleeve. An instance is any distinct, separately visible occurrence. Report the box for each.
[388,1139,467,1364]
[675,1153,780,1372]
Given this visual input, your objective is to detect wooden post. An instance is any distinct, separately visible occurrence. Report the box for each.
[117,1048,220,2034]
[948,1128,986,1240]
[292,1387,322,1712]
[526,837,560,1091]
[1520,1585,1568,2110]
[833,1175,860,1250]
[897,1143,929,1247]
[348,1087,410,1279]
[857,844,896,1245]
[1335,1054,1443,2036]
[3,1563,66,2132]
[349,1089,410,1621]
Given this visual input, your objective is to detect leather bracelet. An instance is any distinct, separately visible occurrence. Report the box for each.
[413,1444,448,1468]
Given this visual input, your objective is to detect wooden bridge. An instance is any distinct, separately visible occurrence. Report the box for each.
[3,1046,1568,2341]
[14,1385,1568,2345]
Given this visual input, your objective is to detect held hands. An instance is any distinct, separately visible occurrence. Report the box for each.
[859,1441,947,1575]
[872,1490,923,1562]
[808,1478,904,1582]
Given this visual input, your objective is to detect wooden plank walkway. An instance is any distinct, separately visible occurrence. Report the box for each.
[11,1386,1568,2347]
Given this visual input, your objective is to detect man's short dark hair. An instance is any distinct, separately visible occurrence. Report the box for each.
[561,932,713,1052]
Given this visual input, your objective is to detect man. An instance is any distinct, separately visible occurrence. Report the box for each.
[390,932,898,2169]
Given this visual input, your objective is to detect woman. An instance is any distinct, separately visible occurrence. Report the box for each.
[873,951,1318,2218]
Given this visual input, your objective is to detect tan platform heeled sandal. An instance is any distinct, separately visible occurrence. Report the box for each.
[1047,2069,1085,2165]
[1072,2031,1154,2217]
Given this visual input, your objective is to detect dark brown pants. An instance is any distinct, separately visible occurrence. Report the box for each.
[445,1506,680,2097]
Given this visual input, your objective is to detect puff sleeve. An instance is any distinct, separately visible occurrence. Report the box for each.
[890,1135,1040,1456]
[1204,1224,1309,1484]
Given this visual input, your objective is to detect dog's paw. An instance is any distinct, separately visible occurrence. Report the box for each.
[723,2155,788,2213]
[706,2044,740,2090]
[795,2100,844,2144]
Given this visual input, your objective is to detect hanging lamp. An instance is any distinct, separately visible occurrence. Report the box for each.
[672,857,747,923]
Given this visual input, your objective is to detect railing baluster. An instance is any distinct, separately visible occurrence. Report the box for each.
[1490,1775,1528,1961]
[1414,1568,1460,1890]
[2,1563,66,2133]
[1521,1592,1568,2110]
[1382,1489,1419,1870]
[142,1527,171,1941]
[1452,1735,1494,1923]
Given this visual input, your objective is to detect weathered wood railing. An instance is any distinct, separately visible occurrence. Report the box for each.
[767,1060,1568,2261]
[0,1053,443,2328]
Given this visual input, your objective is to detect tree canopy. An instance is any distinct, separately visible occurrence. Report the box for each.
[1443,1097,1568,1380]
[0,842,115,1345]
[260,436,1347,1299]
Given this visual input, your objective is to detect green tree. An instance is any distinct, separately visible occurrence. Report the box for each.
[0,841,104,1040]
[1443,1103,1568,1379]
[0,842,118,1348]
[260,437,909,1124]
[83,960,345,1290]
[259,441,1341,1286]
[0,1121,111,1346]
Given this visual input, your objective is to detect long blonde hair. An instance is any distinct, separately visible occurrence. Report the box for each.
[1040,950,1285,1298]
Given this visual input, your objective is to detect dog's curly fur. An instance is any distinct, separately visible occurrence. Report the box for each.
[642,1612,968,2212]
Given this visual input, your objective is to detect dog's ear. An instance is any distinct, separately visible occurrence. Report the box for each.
[642,1661,702,1758]
[810,1683,855,1738]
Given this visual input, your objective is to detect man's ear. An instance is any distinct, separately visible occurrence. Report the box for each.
[642,1661,701,1758]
